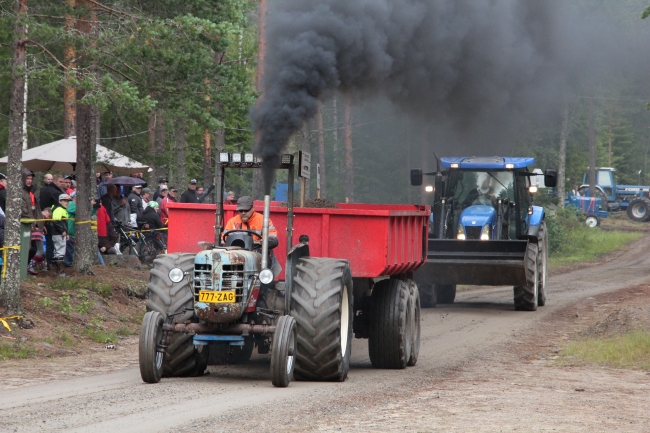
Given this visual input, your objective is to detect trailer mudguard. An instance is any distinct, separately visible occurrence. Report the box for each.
[422,239,529,286]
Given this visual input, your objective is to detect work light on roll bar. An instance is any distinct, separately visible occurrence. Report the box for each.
[219,152,229,163]
[281,154,294,165]
[244,153,255,163]
[231,153,242,164]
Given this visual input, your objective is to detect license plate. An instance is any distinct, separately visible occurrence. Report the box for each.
[198,290,236,303]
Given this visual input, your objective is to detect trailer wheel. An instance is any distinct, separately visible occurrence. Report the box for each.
[627,198,650,222]
[407,281,421,367]
[368,279,411,369]
[419,283,437,308]
[585,214,600,228]
[271,315,297,387]
[146,253,207,378]
[537,222,548,307]
[435,284,457,304]
[513,243,539,311]
[291,257,353,381]
[139,311,165,383]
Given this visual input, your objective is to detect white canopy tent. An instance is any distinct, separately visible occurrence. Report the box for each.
[0,136,150,174]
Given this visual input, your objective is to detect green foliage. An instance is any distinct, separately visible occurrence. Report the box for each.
[561,330,650,370]
[58,295,72,319]
[75,300,94,315]
[546,207,642,266]
[83,326,117,344]
[56,332,77,347]
[0,343,35,361]
[39,297,52,308]
[90,282,113,298]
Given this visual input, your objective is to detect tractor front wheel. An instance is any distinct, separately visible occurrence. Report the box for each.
[435,284,457,304]
[419,284,437,308]
[514,243,539,311]
[146,253,207,378]
[368,279,411,369]
[139,311,165,383]
[271,315,297,387]
[537,222,548,307]
[291,257,353,381]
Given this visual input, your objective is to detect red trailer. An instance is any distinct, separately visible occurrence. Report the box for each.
[164,201,429,369]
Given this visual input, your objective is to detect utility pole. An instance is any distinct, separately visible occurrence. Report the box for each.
[588,98,597,198]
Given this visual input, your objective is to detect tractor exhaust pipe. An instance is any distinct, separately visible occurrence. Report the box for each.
[261,194,271,270]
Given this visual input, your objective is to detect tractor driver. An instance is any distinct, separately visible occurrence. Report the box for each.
[463,174,497,207]
[224,196,279,250]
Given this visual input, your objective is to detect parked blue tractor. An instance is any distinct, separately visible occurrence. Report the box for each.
[411,156,557,311]
[577,167,650,222]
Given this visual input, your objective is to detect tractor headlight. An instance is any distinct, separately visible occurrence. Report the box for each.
[259,269,274,284]
[425,185,434,193]
[457,225,465,240]
[529,186,538,194]
[480,225,490,240]
[169,268,184,283]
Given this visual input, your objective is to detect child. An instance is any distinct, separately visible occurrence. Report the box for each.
[50,194,71,262]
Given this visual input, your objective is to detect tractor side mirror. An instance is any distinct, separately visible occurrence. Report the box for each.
[544,169,558,188]
[410,169,423,186]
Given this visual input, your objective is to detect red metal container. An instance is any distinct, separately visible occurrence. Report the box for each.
[167,202,429,278]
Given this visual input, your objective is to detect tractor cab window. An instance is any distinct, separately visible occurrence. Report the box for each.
[597,170,613,197]
[449,170,514,210]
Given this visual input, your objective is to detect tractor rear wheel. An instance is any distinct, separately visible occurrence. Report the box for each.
[627,198,650,222]
[407,280,421,367]
[435,284,456,304]
[368,279,411,369]
[146,253,207,378]
[514,243,539,311]
[537,222,548,307]
[419,284,437,308]
[139,311,165,383]
[291,257,353,381]
[271,315,297,387]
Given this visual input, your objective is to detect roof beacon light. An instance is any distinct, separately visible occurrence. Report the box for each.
[505,163,515,169]
[219,152,230,163]
[244,153,255,163]
[232,153,242,164]
[450,163,459,169]
[529,186,538,193]
[425,185,434,193]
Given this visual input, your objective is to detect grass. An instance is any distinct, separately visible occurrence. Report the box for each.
[560,330,650,371]
[83,326,117,344]
[0,342,35,360]
[546,207,643,268]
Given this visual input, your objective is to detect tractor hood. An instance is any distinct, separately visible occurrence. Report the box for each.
[459,205,495,228]
[193,248,261,324]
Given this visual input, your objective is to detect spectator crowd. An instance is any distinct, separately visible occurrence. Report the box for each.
[0,169,223,275]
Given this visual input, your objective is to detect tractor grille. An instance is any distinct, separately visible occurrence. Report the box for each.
[465,226,482,240]
[193,263,245,303]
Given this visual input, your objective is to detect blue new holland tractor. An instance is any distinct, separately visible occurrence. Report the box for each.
[411,157,557,311]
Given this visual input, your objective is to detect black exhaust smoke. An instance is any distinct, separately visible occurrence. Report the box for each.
[251,0,639,191]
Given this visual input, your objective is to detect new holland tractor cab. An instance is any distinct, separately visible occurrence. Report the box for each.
[411,156,557,311]
[139,153,350,388]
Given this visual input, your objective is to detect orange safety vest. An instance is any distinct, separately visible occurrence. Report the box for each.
[224,211,277,240]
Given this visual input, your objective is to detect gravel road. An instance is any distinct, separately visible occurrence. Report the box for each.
[2,237,649,433]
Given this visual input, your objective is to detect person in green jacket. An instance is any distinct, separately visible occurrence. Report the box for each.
[50,194,70,262]
[64,191,76,267]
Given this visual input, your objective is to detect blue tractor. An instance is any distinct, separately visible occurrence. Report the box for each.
[410,156,557,311]
[577,167,650,222]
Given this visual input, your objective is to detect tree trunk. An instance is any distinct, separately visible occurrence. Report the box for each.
[154,112,165,181]
[316,101,327,198]
[203,129,212,199]
[74,0,97,274]
[148,108,156,178]
[343,90,354,202]
[175,119,187,188]
[74,98,97,274]
[588,99,597,198]
[1,0,28,314]
[557,104,569,208]
[301,122,311,199]
[63,0,76,138]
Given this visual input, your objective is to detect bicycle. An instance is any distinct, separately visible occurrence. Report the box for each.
[115,221,159,266]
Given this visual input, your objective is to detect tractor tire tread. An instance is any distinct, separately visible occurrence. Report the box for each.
[368,279,411,369]
[514,243,538,311]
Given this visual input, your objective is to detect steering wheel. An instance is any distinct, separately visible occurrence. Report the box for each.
[222,229,262,244]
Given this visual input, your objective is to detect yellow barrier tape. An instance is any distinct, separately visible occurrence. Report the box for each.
[0,246,21,279]
[0,315,22,332]
[123,227,168,235]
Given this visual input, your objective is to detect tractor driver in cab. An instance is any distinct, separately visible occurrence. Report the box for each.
[463,174,497,207]
[224,196,279,250]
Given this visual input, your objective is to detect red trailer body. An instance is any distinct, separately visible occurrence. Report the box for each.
[166,202,429,278]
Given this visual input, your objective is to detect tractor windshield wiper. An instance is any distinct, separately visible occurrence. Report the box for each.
[487,172,508,191]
